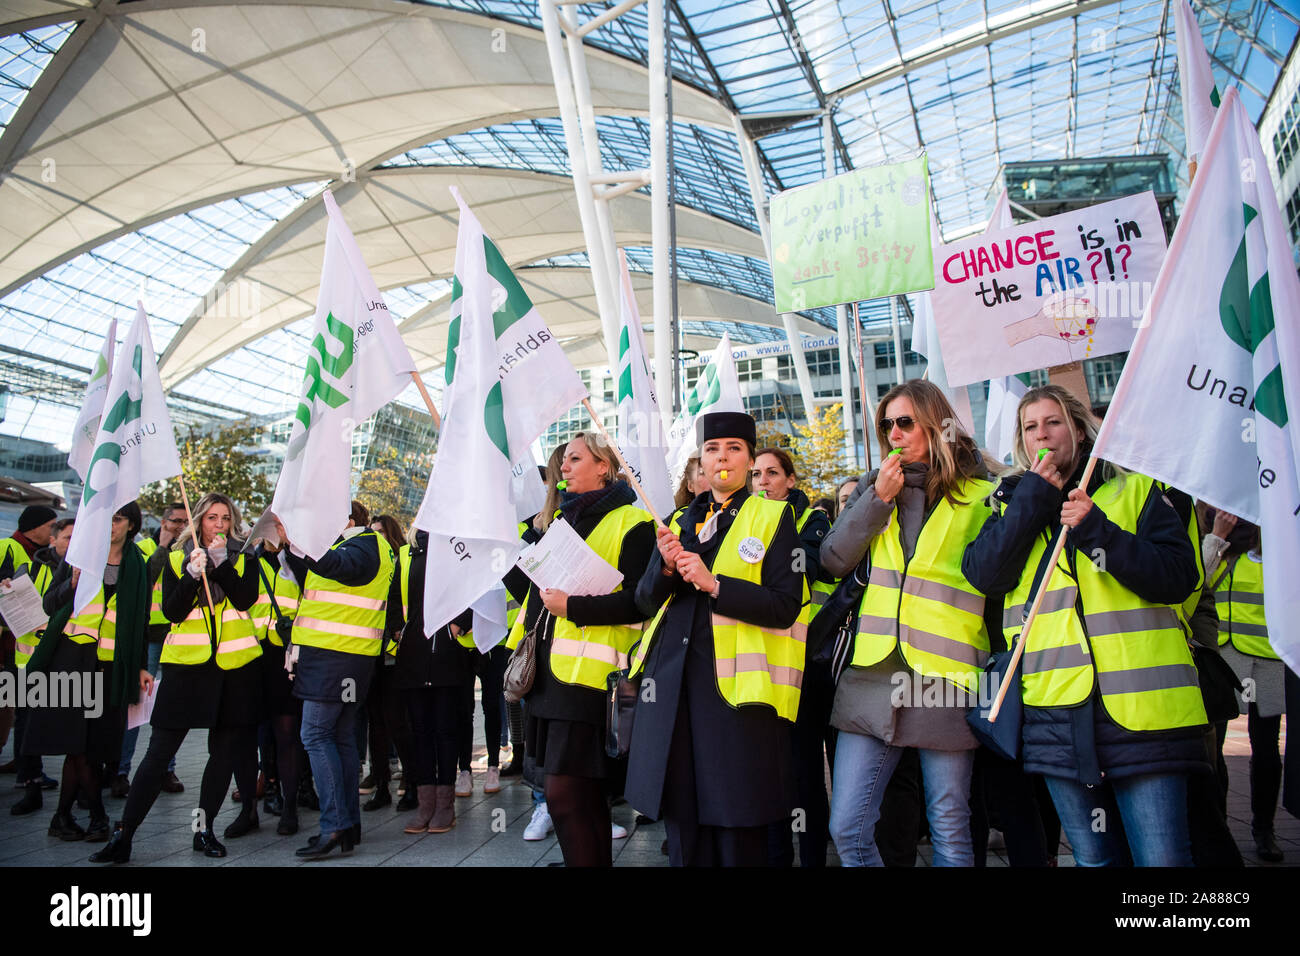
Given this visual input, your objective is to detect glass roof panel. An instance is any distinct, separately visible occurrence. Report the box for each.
[0,21,75,132]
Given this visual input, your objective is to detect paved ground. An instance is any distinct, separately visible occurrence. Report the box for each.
[0,710,1290,867]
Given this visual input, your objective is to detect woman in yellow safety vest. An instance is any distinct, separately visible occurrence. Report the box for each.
[510,432,655,867]
[962,384,1207,867]
[91,493,263,864]
[751,446,835,868]
[821,380,995,867]
[625,412,807,867]
[27,503,150,844]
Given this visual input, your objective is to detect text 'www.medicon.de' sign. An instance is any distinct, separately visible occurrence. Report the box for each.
[770,155,934,313]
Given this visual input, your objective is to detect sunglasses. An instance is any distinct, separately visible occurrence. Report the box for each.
[879,416,917,433]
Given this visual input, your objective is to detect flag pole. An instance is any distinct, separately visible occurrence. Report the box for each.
[176,472,219,620]
[582,398,667,531]
[988,453,1100,721]
[409,372,442,430]
[851,301,873,470]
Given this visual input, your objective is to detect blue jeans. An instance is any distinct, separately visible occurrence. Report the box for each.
[118,643,174,776]
[1044,773,1192,866]
[300,699,361,836]
[829,731,975,867]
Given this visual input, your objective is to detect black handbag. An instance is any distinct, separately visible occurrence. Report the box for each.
[1192,644,1243,723]
[966,648,1023,761]
[807,563,867,667]
[254,559,295,646]
[605,668,639,758]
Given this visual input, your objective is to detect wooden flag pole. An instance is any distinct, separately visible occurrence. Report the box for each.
[988,453,1100,722]
[582,398,667,531]
[176,472,219,620]
[409,372,442,430]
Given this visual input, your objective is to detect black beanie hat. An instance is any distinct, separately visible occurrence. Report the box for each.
[18,505,58,533]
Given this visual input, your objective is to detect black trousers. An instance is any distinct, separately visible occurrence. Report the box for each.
[122,724,257,834]
[970,748,1062,867]
[768,659,837,867]
[1188,725,1243,867]
[405,687,461,787]
[459,647,507,770]
[1247,704,1283,832]
[367,664,414,787]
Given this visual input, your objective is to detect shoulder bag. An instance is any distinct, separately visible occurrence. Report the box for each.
[504,608,549,704]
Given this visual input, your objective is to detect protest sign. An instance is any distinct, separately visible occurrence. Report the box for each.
[931,192,1167,387]
[770,156,933,312]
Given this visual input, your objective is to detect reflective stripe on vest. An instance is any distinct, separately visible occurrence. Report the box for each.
[293,532,395,657]
[159,551,263,669]
[792,503,837,631]
[1214,554,1276,660]
[632,497,810,722]
[547,504,654,690]
[63,587,119,662]
[852,478,993,694]
[1007,473,1207,733]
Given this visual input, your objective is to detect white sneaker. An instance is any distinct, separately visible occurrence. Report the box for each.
[611,821,629,840]
[524,802,553,841]
[455,770,473,798]
[484,767,501,793]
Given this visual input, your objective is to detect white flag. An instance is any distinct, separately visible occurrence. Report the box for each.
[987,188,1013,233]
[984,373,1030,464]
[666,333,744,488]
[1174,0,1220,165]
[1092,87,1300,673]
[68,317,117,481]
[615,250,673,518]
[66,303,181,614]
[271,190,417,559]
[415,189,587,634]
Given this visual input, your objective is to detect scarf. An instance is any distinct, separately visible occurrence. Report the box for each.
[558,480,635,528]
[28,541,148,708]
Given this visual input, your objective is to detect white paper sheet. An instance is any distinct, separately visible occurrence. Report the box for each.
[0,573,48,637]
[515,518,623,597]
[127,678,158,730]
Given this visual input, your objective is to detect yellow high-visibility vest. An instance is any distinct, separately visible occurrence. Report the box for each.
[631,496,809,722]
[293,531,395,658]
[1215,554,1276,660]
[13,560,53,668]
[1003,473,1207,733]
[249,556,301,648]
[159,550,263,670]
[851,477,994,694]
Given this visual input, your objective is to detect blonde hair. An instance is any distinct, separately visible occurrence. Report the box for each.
[538,433,624,532]
[176,492,247,549]
[875,380,985,506]
[1010,384,1123,487]
[674,456,701,509]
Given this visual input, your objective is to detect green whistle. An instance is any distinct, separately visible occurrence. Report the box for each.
[557,479,569,490]
[1038,449,1049,461]
[888,448,903,457]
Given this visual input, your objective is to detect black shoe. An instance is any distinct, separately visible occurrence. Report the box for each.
[223,810,259,839]
[193,830,227,858]
[89,823,132,863]
[307,822,360,846]
[84,814,111,843]
[296,830,354,860]
[277,810,299,836]
[109,773,130,799]
[263,788,284,817]
[395,788,418,811]
[1254,830,1284,863]
[160,771,184,794]
[48,811,86,841]
[363,786,391,812]
[297,781,320,811]
[499,759,523,777]
[11,785,42,816]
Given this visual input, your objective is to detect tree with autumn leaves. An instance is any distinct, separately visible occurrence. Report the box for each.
[756,402,856,502]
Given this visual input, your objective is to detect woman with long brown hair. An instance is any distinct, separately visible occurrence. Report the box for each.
[822,380,995,866]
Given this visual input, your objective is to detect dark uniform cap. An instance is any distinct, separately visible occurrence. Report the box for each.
[699,411,756,447]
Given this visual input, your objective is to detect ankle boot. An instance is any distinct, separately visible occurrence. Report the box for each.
[405,785,437,833]
[428,785,456,833]
[49,810,86,841]
[89,822,132,863]
[277,804,299,836]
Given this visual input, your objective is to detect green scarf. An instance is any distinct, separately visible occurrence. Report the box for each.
[28,541,148,708]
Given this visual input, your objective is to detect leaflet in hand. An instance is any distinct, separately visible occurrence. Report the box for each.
[0,573,47,638]
[515,518,623,596]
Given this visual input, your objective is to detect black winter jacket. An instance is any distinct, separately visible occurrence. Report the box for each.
[962,457,1209,784]
[386,530,475,689]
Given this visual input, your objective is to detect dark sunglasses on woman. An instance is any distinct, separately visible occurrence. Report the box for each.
[879,416,917,433]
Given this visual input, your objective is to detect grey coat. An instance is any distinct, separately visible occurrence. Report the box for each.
[820,464,980,751]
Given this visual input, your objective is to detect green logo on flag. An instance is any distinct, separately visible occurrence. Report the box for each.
[290,312,353,459]
[686,366,720,416]
[483,238,534,339]
[617,326,634,403]
[1219,204,1287,428]
[83,346,144,504]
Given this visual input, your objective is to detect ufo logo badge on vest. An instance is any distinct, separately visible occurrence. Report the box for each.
[737,536,765,563]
